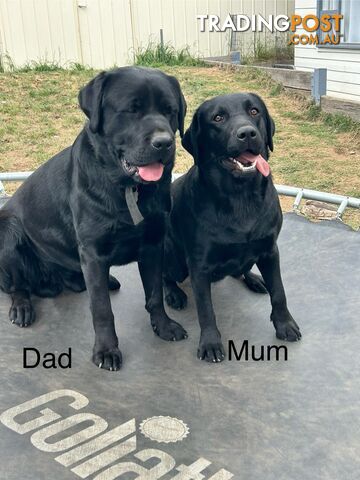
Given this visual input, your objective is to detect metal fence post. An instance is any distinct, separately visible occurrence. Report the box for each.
[311,68,327,105]
[230,51,241,64]
[160,29,164,47]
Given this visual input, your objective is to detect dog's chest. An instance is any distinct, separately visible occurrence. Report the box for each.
[93,222,140,265]
[203,236,273,281]
[86,185,167,265]
[97,211,166,265]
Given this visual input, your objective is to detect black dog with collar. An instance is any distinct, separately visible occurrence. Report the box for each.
[0,67,187,370]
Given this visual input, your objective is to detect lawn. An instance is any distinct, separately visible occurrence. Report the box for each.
[0,65,359,228]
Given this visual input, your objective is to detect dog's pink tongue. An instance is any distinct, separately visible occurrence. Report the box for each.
[138,162,164,181]
[240,152,271,177]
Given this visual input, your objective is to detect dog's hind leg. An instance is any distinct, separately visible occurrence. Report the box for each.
[9,291,36,327]
[0,212,36,327]
[243,271,268,294]
[61,270,120,293]
[108,274,121,291]
[163,236,188,310]
[4,262,37,327]
[60,269,86,293]
[164,279,187,310]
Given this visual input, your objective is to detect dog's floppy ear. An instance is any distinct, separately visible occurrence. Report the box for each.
[250,93,275,152]
[182,108,200,162]
[267,115,275,152]
[78,71,107,133]
[178,91,187,138]
[168,76,187,138]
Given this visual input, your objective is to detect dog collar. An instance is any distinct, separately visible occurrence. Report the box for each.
[125,186,144,225]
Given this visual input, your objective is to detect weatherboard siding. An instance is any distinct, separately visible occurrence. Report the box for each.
[294,0,360,102]
[0,0,294,69]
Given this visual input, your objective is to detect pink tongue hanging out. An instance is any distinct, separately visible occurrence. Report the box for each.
[138,162,164,181]
[238,152,271,177]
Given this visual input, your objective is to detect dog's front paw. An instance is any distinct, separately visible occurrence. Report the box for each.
[92,347,122,371]
[9,297,36,328]
[198,329,225,363]
[151,315,188,341]
[272,313,301,342]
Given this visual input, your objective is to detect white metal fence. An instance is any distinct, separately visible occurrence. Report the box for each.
[1,172,359,219]
[0,0,293,69]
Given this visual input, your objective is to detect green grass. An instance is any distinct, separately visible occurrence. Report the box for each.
[0,64,359,228]
[0,56,93,73]
[16,60,65,72]
[133,42,205,67]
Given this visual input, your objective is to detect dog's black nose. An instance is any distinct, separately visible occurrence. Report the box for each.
[237,126,257,141]
[151,133,174,151]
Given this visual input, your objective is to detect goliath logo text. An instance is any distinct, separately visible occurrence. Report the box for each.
[0,389,233,479]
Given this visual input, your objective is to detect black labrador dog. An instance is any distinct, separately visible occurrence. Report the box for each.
[0,66,188,371]
[164,93,301,363]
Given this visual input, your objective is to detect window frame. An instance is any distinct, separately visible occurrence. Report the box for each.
[316,0,360,49]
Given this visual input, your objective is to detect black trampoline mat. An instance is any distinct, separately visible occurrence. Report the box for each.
[0,213,359,479]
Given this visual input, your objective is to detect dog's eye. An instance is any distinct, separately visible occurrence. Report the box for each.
[126,105,139,114]
[213,114,224,122]
[250,108,259,116]
[125,101,142,114]
[164,105,173,115]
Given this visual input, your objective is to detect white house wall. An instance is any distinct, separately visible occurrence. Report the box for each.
[0,0,236,68]
[0,0,80,67]
[0,0,293,69]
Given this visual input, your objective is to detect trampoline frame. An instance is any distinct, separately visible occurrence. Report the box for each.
[1,171,359,219]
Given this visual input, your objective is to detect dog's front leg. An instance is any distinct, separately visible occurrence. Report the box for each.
[190,271,225,363]
[138,242,188,342]
[79,247,122,371]
[257,246,301,342]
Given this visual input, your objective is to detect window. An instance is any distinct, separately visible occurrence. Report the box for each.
[319,0,360,47]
